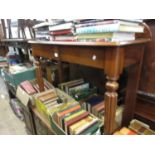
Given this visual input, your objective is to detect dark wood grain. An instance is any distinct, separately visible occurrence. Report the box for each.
[139,20,155,94]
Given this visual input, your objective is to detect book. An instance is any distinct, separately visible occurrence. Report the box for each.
[20,80,36,95]
[59,79,84,91]
[94,103,105,116]
[54,35,75,41]
[75,19,141,28]
[38,91,57,102]
[129,119,155,135]
[49,22,73,32]
[69,83,90,96]
[65,80,85,94]
[76,32,135,41]
[70,116,98,135]
[79,122,100,135]
[92,101,104,115]
[86,95,104,112]
[56,104,81,126]
[50,29,73,36]
[76,23,144,34]
[65,111,89,133]
[119,127,137,135]
[60,109,84,128]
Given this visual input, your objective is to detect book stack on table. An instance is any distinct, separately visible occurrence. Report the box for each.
[75,19,144,42]
[33,22,51,41]
[49,20,75,41]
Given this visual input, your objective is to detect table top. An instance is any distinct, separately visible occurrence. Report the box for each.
[28,39,151,47]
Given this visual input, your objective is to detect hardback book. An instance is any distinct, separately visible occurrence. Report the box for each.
[118,127,137,135]
[94,103,105,116]
[92,101,104,115]
[50,29,73,36]
[76,32,135,41]
[76,23,144,34]
[129,119,155,135]
[68,83,90,96]
[60,108,83,128]
[61,109,85,129]
[64,111,89,133]
[38,91,57,102]
[75,19,141,28]
[43,97,59,105]
[20,80,36,95]
[79,121,100,135]
[56,104,81,126]
[65,80,85,94]
[59,79,84,91]
[86,95,104,112]
[69,115,98,135]
[45,100,58,108]
[54,35,75,41]
[49,22,74,32]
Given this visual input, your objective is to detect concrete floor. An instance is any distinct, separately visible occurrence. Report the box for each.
[0,77,27,135]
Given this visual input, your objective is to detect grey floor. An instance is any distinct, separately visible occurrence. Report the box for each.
[0,77,27,135]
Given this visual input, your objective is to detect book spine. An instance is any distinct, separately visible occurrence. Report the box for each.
[75,20,116,28]
[76,24,119,34]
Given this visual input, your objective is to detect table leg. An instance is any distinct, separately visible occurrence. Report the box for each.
[104,47,124,134]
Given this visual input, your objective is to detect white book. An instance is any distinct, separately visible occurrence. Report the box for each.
[49,22,73,31]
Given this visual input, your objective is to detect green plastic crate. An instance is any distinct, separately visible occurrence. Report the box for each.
[3,66,36,88]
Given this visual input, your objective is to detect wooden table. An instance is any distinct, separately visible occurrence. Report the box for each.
[29,24,151,135]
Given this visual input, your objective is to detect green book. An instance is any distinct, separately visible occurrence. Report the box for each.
[79,122,100,135]
[61,109,85,129]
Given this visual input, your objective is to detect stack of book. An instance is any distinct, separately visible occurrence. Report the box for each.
[81,94,104,119]
[114,127,137,135]
[33,22,51,41]
[114,119,155,135]
[59,79,96,101]
[129,119,155,135]
[54,103,101,135]
[20,80,51,95]
[75,19,144,42]
[49,21,75,41]
[34,89,60,117]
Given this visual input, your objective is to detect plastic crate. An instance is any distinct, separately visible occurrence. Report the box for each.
[3,66,36,88]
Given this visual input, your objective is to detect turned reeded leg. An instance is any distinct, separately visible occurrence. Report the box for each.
[104,47,124,135]
[104,80,119,134]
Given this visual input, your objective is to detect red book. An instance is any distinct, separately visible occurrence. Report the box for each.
[50,29,73,36]
[20,81,36,95]
[65,111,89,134]
[56,105,81,126]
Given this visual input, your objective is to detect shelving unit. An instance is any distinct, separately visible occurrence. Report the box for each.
[28,22,151,134]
